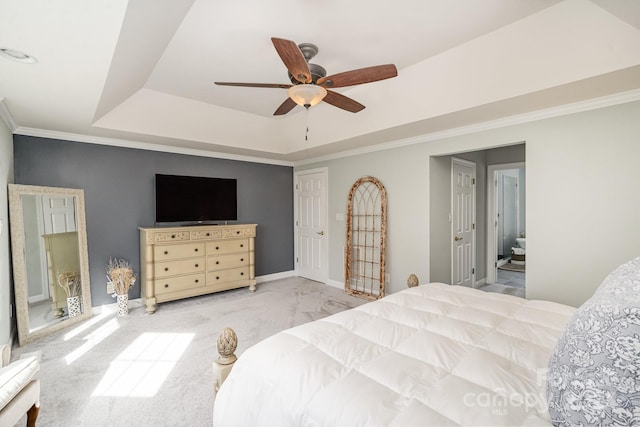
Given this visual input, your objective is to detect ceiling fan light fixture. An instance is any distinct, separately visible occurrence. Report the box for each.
[288,84,327,108]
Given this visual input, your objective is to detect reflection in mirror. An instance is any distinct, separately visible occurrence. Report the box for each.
[9,184,92,346]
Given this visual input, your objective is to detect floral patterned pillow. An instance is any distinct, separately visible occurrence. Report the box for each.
[546,257,640,426]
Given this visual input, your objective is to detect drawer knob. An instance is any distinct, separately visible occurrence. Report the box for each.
[195,279,199,283]
[241,272,244,276]
[240,258,244,262]
[206,233,210,236]
[216,261,219,265]
[164,284,169,288]
[164,250,168,255]
[236,231,240,234]
[195,248,198,252]
[171,234,176,239]
[164,267,169,271]
[240,244,244,248]
[195,264,199,268]
[216,246,219,250]
[216,276,220,280]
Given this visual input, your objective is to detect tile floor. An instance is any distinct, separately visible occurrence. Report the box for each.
[476,269,526,298]
[497,269,525,288]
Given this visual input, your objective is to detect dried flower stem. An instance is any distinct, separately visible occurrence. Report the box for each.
[106,258,136,295]
[57,271,81,297]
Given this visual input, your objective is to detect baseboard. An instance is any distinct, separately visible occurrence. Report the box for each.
[256,270,295,284]
[89,273,296,313]
[326,279,344,290]
[92,297,144,315]
[474,278,486,289]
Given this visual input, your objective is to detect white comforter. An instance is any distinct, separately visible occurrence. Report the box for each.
[213,283,576,426]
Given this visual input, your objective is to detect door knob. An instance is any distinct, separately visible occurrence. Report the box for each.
[316,231,325,236]
[454,236,463,241]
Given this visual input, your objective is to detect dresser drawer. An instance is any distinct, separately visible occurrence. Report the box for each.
[154,242,205,261]
[223,227,256,238]
[207,267,249,285]
[190,228,223,240]
[155,273,205,295]
[154,258,205,278]
[206,239,248,255]
[207,253,249,271]
[152,231,190,242]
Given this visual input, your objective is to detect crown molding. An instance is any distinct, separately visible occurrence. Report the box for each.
[13,127,294,167]
[0,98,18,132]
[7,88,640,168]
[293,88,640,166]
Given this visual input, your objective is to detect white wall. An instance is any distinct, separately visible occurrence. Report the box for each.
[296,100,640,307]
[0,119,14,345]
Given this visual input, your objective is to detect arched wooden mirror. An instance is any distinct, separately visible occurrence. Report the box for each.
[8,184,92,345]
[345,176,387,300]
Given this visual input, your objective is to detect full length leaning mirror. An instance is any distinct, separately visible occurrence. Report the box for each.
[8,184,92,346]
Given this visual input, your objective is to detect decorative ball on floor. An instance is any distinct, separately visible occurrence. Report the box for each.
[407,274,419,288]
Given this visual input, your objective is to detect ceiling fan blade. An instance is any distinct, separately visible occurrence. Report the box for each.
[271,37,311,84]
[317,64,397,88]
[323,90,365,113]
[273,97,297,116]
[215,82,292,89]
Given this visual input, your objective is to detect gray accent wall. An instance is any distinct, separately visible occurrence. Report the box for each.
[13,136,294,306]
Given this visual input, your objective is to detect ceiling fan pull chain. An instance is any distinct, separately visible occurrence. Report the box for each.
[305,107,310,142]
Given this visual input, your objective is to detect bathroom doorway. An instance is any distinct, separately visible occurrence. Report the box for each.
[487,162,525,290]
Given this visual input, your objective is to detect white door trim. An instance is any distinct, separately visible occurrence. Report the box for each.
[294,167,329,283]
[486,161,525,284]
[451,157,476,287]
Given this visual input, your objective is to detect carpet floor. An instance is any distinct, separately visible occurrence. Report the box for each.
[10,277,366,427]
[10,277,528,426]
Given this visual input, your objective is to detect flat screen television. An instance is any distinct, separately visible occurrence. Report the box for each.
[155,174,237,223]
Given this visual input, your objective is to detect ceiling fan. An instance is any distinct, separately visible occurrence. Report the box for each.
[215,37,398,116]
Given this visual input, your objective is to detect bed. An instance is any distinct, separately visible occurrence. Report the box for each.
[212,258,640,426]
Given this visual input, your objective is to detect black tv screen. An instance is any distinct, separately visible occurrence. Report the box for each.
[155,174,237,223]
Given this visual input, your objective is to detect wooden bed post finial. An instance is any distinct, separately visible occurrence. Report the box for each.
[216,327,238,365]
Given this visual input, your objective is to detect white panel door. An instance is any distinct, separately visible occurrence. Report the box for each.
[41,195,77,234]
[451,159,476,287]
[296,170,328,283]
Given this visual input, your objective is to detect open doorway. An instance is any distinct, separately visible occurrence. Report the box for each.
[487,162,525,292]
[429,144,525,297]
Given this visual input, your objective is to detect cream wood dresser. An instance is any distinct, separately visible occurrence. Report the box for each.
[139,224,256,313]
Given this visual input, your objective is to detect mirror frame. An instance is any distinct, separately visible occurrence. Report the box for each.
[8,184,92,345]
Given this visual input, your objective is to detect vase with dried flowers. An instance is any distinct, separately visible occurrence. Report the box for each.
[56,270,81,317]
[106,258,136,316]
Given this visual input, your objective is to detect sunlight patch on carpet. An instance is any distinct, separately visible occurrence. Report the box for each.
[63,310,113,341]
[65,318,120,365]
[92,332,194,397]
